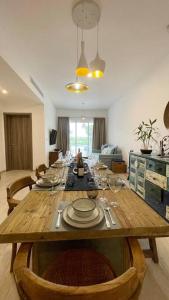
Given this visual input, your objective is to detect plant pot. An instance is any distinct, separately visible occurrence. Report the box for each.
[140,149,152,154]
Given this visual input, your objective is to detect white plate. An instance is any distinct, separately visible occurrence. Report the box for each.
[51,163,64,168]
[63,206,104,228]
[36,179,59,187]
[67,205,99,223]
[97,165,108,170]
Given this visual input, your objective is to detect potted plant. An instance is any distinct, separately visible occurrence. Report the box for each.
[135,119,158,154]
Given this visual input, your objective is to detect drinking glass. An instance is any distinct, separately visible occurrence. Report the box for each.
[58,165,66,190]
[49,174,58,195]
[107,176,125,207]
[99,175,108,203]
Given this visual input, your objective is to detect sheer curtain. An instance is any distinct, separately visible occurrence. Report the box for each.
[92,118,106,151]
[57,117,69,155]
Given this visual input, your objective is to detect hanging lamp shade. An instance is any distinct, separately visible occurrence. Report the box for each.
[90,52,105,78]
[76,41,89,77]
[65,80,89,93]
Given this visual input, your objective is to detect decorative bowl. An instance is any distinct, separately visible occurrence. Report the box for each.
[54,161,64,168]
[41,175,53,183]
[72,198,96,218]
[87,190,98,199]
[140,149,152,154]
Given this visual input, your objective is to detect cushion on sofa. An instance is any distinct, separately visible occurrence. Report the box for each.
[101,144,117,155]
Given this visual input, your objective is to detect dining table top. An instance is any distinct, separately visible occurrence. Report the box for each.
[0,184,169,244]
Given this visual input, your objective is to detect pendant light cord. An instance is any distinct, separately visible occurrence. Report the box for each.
[97,22,99,55]
[82,29,84,42]
[76,25,79,81]
[77,25,79,65]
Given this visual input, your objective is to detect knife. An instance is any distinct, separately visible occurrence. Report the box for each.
[103,208,111,229]
[105,207,116,225]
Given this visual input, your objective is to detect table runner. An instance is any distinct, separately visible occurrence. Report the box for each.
[64,162,98,191]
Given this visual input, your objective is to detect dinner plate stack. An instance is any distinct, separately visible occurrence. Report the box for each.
[96,162,108,170]
[51,160,64,168]
[36,175,59,187]
[63,198,104,228]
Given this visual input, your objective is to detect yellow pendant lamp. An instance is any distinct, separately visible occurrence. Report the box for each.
[65,80,89,93]
[89,23,105,78]
[65,25,89,93]
[76,40,89,77]
[90,53,105,78]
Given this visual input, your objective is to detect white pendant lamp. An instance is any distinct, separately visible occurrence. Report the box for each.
[76,39,89,77]
[90,53,105,78]
[65,26,89,93]
[89,23,106,78]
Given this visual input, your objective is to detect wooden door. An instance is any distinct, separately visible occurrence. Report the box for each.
[4,114,33,170]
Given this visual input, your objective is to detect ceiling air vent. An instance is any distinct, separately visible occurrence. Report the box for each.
[30,76,44,98]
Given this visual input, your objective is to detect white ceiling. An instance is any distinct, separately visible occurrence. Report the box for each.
[0,57,41,107]
[0,0,169,109]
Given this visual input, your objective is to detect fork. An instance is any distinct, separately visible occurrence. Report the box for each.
[56,209,63,228]
[105,207,116,225]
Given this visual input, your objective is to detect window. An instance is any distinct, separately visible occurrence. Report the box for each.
[69,118,93,157]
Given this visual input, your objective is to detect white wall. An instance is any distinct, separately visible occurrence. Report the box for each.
[108,55,169,164]
[55,109,108,119]
[0,103,46,171]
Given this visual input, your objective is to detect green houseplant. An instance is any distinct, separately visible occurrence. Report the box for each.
[135,119,158,154]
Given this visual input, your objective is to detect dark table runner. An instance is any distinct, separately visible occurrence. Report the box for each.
[64,162,98,191]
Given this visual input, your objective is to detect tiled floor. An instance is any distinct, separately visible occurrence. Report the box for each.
[0,170,169,299]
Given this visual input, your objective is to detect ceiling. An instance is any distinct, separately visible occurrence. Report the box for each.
[0,0,169,109]
[0,57,41,107]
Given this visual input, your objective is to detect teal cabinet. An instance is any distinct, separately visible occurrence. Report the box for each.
[129,153,169,222]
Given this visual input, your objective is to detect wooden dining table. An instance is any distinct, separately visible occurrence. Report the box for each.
[0,182,169,244]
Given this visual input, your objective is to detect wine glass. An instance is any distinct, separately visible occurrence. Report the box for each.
[107,176,125,207]
[49,174,58,195]
[58,165,66,190]
[99,174,108,203]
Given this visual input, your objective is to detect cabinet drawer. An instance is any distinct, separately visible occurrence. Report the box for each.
[145,180,162,202]
[147,159,166,176]
[129,173,136,190]
[145,180,166,218]
[137,177,145,188]
[146,170,167,190]
[137,157,146,170]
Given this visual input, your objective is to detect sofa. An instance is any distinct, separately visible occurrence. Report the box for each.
[93,144,122,170]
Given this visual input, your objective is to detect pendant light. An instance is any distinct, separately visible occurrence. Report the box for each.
[66,79,89,93]
[76,30,89,77]
[89,23,105,78]
[65,26,89,93]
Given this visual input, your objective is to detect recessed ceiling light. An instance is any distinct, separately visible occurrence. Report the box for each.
[2,89,8,94]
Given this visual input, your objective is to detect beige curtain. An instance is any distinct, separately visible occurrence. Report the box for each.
[92,118,106,151]
[57,117,69,155]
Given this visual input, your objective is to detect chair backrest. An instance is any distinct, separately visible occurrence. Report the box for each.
[35,164,48,180]
[7,176,35,215]
[13,238,146,300]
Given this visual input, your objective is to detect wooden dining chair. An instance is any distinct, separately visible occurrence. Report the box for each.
[6,176,35,272]
[13,238,146,300]
[35,164,48,180]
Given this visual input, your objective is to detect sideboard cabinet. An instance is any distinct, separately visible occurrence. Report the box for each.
[49,149,62,166]
[129,153,169,222]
